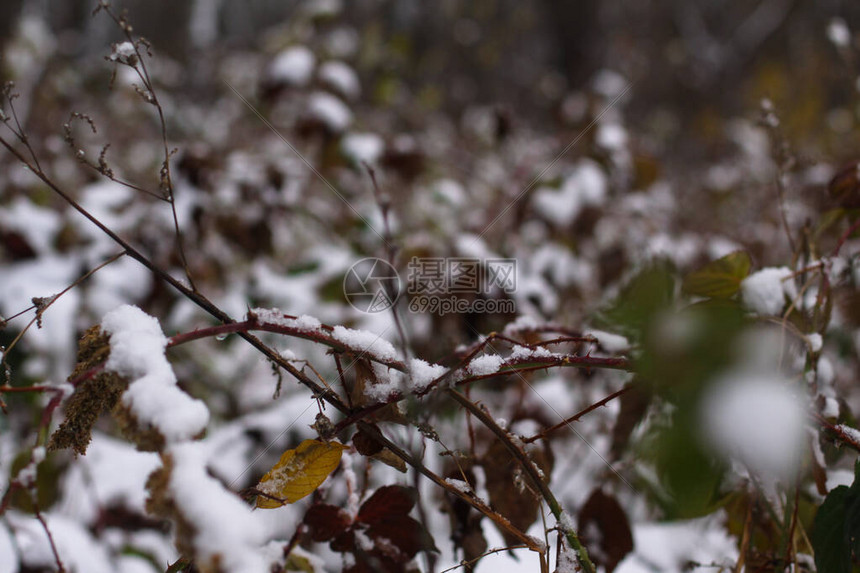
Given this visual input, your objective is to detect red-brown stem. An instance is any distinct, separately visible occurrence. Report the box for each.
[814,412,860,451]
[0,385,61,394]
[34,501,66,572]
[166,318,632,391]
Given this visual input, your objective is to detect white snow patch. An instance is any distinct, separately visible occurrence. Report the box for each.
[362,366,402,402]
[101,305,209,443]
[444,477,473,494]
[532,160,607,227]
[807,333,823,353]
[408,358,446,391]
[616,517,737,573]
[821,396,840,418]
[827,18,851,48]
[331,325,397,361]
[592,69,628,98]
[109,41,136,63]
[700,370,806,480]
[740,267,796,316]
[167,442,268,572]
[468,354,504,376]
[341,132,384,165]
[10,512,113,573]
[269,46,315,86]
[596,122,628,151]
[433,179,466,206]
[503,314,541,334]
[510,345,553,359]
[585,329,631,353]
[252,308,322,332]
[0,198,60,255]
[0,523,18,573]
[319,60,360,99]
[307,91,352,132]
[57,433,160,525]
[836,424,860,446]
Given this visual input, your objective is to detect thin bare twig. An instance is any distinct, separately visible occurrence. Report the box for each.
[523,385,631,443]
[439,545,529,573]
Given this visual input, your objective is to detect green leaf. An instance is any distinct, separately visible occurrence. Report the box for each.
[813,486,850,573]
[814,209,847,240]
[681,251,750,299]
[595,260,676,337]
[813,460,860,573]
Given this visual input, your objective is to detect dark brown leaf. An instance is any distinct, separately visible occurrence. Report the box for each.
[367,515,439,560]
[330,528,356,553]
[828,162,860,209]
[353,426,385,456]
[610,382,652,460]
[357,486,438,560]
[442,466,486,572]
[578,489,634,573]
[304,503,352,542]
[481,439,553,546]
[357,485,416,524]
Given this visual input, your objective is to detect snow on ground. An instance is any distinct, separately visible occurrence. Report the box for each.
[166,442,269,572]
[56,434,160,525]
[616,517,737,573]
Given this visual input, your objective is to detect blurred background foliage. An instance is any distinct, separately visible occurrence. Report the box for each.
[2,0,859,155]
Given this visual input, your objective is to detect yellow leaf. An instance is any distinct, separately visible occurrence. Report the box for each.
[255,439,348,508]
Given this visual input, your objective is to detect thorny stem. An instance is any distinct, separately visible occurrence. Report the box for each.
[445,389,596,573]
[166,316,631,388]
